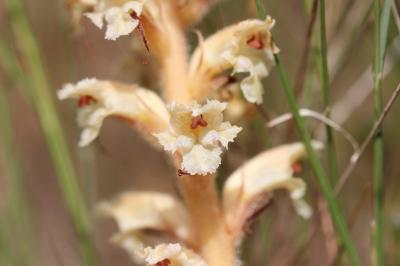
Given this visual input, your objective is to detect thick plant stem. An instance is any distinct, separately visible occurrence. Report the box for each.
[179,174,235,266]
[142,1,191,103]
[320,0,339,184]
[274,54,361,266]
[373,0,384,265]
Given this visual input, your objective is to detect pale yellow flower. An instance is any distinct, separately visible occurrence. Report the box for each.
[138,243,207,266]
[97,192,190,263]
[155,100,242,175]
[223,142,322,235]
[58,78,169,147]
[189,18,279,104]
[85,0,145,40]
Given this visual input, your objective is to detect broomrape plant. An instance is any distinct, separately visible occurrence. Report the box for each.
[59,1,323,265]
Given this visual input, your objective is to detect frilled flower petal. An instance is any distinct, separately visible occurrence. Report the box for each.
[200,122,242,148]
[156,100,241,175]
[240,74,263,104]
[199,100,227,129]
[85,0,144,40]
[181,145,222,176]
[137,243,207,266]
[223,142,323,235]
[154,132,194,153]
[232,56,268,104]
[58,78,169,147]
[188,18,279,103]
[97,192,190,262]
[104,6,140,40]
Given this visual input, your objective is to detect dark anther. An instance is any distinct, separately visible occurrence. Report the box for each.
[78,95,97,107]
[154,259,171,266]
[291,161,302,175]
[227,75,238,84]
[190,115,208,129]
[247,34,264,50]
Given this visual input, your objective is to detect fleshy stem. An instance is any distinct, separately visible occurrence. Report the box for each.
[178,174,235,266]
[4,0,99,265]
[373,0,384,265]
[320,0,339,185]
[274,54,361,266]
[156,2,235,264]
[141,1,191,103]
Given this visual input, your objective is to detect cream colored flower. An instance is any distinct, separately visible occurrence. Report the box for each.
[85,0,145,40]
[155,100,242,175]
[138,243,207,266]
[97,192,190,262]
[189,18,279,104]
[221,18,279,104]
[58,78,169,147]
[223,142,322,234]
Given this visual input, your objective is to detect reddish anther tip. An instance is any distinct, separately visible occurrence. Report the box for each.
[190,115,208,129]
[154,259,171,266]
[78,95,97,108]
[291,162,302,175]
[247,34,264,50]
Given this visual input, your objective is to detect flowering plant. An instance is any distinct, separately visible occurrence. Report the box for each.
[59,1,321,265]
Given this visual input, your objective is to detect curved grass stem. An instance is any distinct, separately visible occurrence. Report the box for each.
[373,0,387,264]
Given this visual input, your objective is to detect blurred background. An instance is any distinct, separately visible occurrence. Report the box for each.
[1,0,400,265]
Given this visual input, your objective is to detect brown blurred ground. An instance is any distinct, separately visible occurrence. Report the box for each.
[1,0,400,266]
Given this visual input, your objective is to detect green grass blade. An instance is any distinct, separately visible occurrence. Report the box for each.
[255,0,267,20]
[373,0,390,264]
[3,0,99,265]
[319,0,339,184]
[380,0,392,65]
